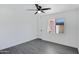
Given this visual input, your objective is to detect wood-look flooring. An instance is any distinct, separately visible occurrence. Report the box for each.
[0,39,78,54]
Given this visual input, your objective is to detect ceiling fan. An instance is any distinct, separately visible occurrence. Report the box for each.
[27,4,51,14]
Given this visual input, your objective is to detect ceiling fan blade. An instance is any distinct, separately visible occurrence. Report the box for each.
[27,9,37,11]
[35,12,38,14]
[42,8,51,10]
[41,10,45,13]
[35,4,39,9]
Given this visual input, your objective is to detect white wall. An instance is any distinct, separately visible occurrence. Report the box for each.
[77,8,79,50]
[38,9,78,48]
[0,5,38,50]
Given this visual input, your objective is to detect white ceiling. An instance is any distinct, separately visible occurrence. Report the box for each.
[27,4,79,14]
[0,4,79,15]
[41,4,79,14]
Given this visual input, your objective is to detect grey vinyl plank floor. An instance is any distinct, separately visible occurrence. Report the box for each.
[0,39,78,54]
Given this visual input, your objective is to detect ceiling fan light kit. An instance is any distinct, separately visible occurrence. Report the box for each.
[38,11,41,13]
